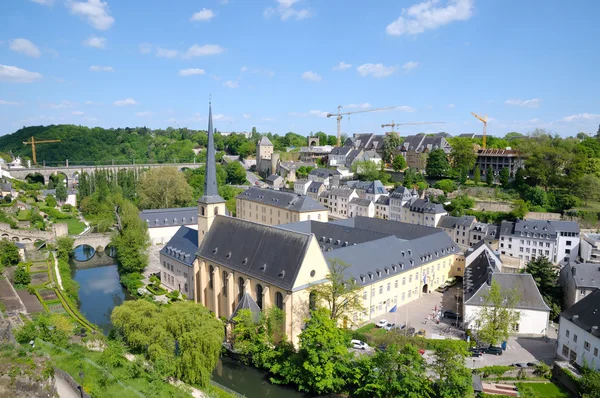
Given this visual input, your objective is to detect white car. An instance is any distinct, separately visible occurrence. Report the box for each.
[351,339,369,350]
[376,319,388,328]
[383,322,396,331]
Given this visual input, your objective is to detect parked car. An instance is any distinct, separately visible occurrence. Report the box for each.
[445,277,457,287]
[443,310,460,320]
[384,322,395,331]
[485,346,503,356]
[351,340,369,350]
[376,319,388,328]
[436,285,449,293]
[469,347,483,357]
[416,329,427,337]
[512,363,528,368]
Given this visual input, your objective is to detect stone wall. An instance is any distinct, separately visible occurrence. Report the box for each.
[54,368,91,398]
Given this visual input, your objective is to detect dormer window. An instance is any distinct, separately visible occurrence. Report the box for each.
[401,251,405,257]
[242,257,248,264]
[376,270,381,277]
[360,275,366,283]
[182,217,186,223]
[410,260,414,266]
[173,218,177,224]
[385,268,389,274]
[278,270,285,278]
[226,252,232,259]
[213,247,218,254]
[260,263,267,272]
[408,250,412,256]
[392,265,397,272]
[368,272,374,280]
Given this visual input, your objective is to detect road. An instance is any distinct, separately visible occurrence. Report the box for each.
[244,167,261,186]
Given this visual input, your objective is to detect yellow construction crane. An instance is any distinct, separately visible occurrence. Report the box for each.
[381,121,445,135]
[471,112,488,149]
[23,136,61,165]
[327,105,397,146]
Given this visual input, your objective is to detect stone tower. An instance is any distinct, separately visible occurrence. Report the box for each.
[197,102,226,248]
[256,136,273,174]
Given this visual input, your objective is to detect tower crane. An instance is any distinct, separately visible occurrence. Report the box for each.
[327,105,397,146]
[381,121,445,135]
[23,136,61,165]
[471,112,488,149]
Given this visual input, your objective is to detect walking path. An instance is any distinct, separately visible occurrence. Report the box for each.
[53,252,64,290]
[54,373,80,398]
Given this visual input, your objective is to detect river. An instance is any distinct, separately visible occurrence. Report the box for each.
[71,245,316,398]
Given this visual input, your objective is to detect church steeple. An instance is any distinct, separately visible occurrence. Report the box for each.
[199,101,225,204]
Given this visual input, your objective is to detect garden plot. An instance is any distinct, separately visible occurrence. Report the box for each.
[30,272,50,285]
[38,289,58,301]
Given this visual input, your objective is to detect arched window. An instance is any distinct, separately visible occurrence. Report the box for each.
[201,206,205,216]
[214,207,219,215]
[222,271,228,296]
[275,292,284,310]
[256,284,263,309]
[309,291,317,311]
[238,277,244,300]
[208,265,214,289]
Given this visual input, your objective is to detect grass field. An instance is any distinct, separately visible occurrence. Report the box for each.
[16,210,31,221]
[516,382,572,398]
[56,218,86,235]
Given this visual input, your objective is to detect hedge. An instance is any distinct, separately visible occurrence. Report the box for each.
[475,365,513,378]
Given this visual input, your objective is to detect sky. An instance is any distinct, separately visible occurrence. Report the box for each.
[1,0,599,138]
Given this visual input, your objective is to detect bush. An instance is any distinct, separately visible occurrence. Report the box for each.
[477,365,513,378]
[533,362,551,379]
[120,272,144,295]
[434,179,457,193]
[14,264,31,285]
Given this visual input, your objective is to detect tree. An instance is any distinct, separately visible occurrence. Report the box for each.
[433,179,456,194]
[524,186,547,208]
[392,155,407,172]
[111,300,224,387]
[45,194,57,208]
[56,237,74,261]
[511,199,529,219]
[14,264,31,285]
[486,166,494,186]
[224,161,247,185]
[431,345,473,398]
[311,258,365,324]
[352,160,380,181]
[523,257,562,319]
[353,344,433,398]
[447,194,475,217]
[450,138,477,173]
[473,165,481,185]
[55,181,67,203]
[0,240,20,268]
[477,280,521,346]
[111,200,150,274]
[499,167,510,188]
[138,167,193,209]
[458,168,467,185]
[575,174,600,205]
[580,366,600,398]
[383,132,402,164]
[296,166,314,178]
[426,149,450,178]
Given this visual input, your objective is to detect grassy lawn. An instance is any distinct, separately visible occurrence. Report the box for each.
[516,382,572,398]
[574,200,600,212]
[17,210,31,221]
[56,218,87,235]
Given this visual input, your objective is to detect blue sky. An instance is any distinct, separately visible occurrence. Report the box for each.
[1,0,599,137]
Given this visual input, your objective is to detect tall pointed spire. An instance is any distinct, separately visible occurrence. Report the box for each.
[199,101,224,203]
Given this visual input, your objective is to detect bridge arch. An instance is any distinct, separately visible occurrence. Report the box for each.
[25,172,46,185]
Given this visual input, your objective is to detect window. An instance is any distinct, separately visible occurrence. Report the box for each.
[574,334,578,343]
[520,247,524,252]
[584,341,591,351]
[184,283,188,292]
[409,275,412,283]
[208,265,214,289]
[387,283,390,291]
[238,277,244,300]
[309,291,317,311]
[163,261,166,267]
[581,289,587,296]
[512,323,519,332]
[379,286,383,294]
[408,290,412,298]
[371,288,375,297]
[394,280,398,288]
[401,292,405,301]
[222,271,228,296]
[566,330,570,338]
[402,277,406,285]
[594,347,598,357]
[256,284,263,309]
[370,305,374,314]
[567,240,572,246]
[562,345,569,357]
[566,249,571,254]
[363,290,367,300]
[275,292,284,310]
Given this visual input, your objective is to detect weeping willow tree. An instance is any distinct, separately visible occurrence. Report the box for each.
[111,300,224,387]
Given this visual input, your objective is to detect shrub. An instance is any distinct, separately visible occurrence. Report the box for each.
[434,179,457,193]
[477,365,513,378]
[14,264,31,285]
[533,362,551,379]
[120,272,144,295]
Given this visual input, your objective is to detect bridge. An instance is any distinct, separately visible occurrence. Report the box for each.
[73,233,112,252]
[0,224,112,251]
[7,162,202,186]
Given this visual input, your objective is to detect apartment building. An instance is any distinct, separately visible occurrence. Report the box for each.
[475,148,524,177]
[318,188,358,219]
[560,261,600,309]
[375,196,390,220]
[349,198,375,218]
[581,233,600,264]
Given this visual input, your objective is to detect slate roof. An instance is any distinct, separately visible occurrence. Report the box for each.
[401,134,451,153]
[307,181,324,193]
[140,207,198,228]
[465,272,551,312]
[229,292,262,323]
[346,133,385,151]
[200,102,226,204]
[329,146,352,156]
[322,188,356,198]
[564,261,600,289]
[366,180,386,195]
[331,216,442,240]
[237,187,327,212]
[309,168,342,178]
[346,180,372,191]
[197,216,312,291]
[266,174,283,183]
[437,215,476,229]
[464,248,500,301]
[258,136,273,146]
[350,198,373,207]
[404,198,446,214]
[375,196,390,205]
[390,186,418,201]
[364,150,381,160]
[160,226,199,267]
[560,290,600,338]
[500,219,580,238]
[345,149,363,165]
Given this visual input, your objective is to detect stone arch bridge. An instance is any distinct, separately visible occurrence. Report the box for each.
[0,226,111,251]
[8,162,202,187]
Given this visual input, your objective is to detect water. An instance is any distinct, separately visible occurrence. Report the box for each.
[71,264,129,334]
[73,244,96,261]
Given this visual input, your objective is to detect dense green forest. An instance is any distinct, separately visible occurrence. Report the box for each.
[0,125,333,165]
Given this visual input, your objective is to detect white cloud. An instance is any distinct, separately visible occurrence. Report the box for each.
[135,111,152,117]
[139,43,152,54]
[333,61,352,71]
[402,61,419,71]
[357,63,397,78]
[9,38,41,58]
[290,110,329,118]
[223,80,239,88]
[30,0,54,5]
[397,105,416,112]
[83,35,106,49]
[562,113,600,122]
[264,0,311,21]
[262,117,274,122]
[44,100,75,109]
[301,71,321,82]
[0,100,23,106]
[183,44,225,58]
[448,103,455,108]
[72,110,84,115]
[505,98,541,108]
[211,74,221,81]
[309,110,328,118]
[386,0,474,36]
[346,103,371,109]
[191,8,215,21]
[240,66,248,72]
[90,65,114,72]
[156,47,178,58]
[84,100,103,105]
[179,68,206,77]
[243,114,251,119]
[0,65,42,83]
[114,98,137,106]
[68,0,115,30]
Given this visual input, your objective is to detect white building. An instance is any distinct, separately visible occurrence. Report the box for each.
[349,198,375,218]
[463,243,550,337]
[498,219,580,264]
[401,198,447,228]
[308,168,342,188]
[159,226,198,299]
[560,260,600,309]
[318,188,358,219]
[556,290,600,370]
[328,146,352,167]
[389,186,419,221]
[294,179,312,195]
[140,207,199,245]
[351,150,382,168]
[581,233,600,264]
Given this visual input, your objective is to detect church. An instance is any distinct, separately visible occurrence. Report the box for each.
[160,103,461,345]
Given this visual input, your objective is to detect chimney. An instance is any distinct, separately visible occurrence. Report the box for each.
[592,326,598,333]
[572,267,577,276]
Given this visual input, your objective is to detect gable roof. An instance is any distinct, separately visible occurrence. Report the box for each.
[331,216,442,240]
[258,136,273,146]
[465,273,550,312]
[404,198,447,214]
[266,174,283,183]
[307,181,324,193]
[560,290,600,338]
[464,248,500,301]
[563,261,600,289]
[309,168,341,178]
[366,180,387,195]
[160,226,199,266]
[140,207,198,228]
[438,215,477,229]
[401,134,451,153]
[237,187,327,212]
[330,146,352,156]
[390,186,418,200]
[229,292,262,323]
[198,216,313,291]
[376,196,390,205]
[350,198,373,207]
